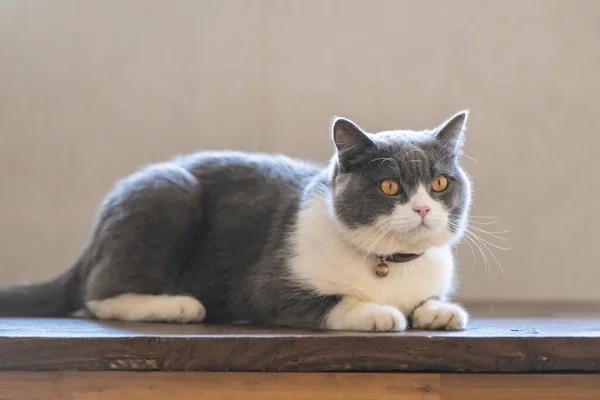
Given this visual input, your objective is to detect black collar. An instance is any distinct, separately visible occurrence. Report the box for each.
[380,252,424,263]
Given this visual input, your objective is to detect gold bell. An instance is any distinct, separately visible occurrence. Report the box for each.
[375,259,389,278]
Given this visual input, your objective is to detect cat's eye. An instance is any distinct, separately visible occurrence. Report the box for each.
[380,179,400,196]
[431,176,449,192]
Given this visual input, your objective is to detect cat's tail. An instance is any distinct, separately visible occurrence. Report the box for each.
[0,262,82,317]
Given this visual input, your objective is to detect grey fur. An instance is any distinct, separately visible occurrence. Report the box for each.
[0,111,470,328]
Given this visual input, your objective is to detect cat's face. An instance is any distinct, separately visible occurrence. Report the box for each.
[329,111,471,255]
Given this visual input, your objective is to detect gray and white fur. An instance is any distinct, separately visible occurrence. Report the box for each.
[0,111,472,331]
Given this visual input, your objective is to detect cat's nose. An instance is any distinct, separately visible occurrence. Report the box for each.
[412,205,431,218]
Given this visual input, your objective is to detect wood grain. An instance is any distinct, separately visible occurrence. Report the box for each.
[0,372,440,400]
[0,316,599,372]
[440,374,600,400]
[0,372,598,400]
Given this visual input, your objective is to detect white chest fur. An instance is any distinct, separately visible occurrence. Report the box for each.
[289,195,456,314]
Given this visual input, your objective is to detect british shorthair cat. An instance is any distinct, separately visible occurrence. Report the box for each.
[0,111,472,331]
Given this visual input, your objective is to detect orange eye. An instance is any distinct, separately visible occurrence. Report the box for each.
[431,176,448,192]
[380,179,400,196]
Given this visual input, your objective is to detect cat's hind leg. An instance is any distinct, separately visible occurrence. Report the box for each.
[82,163,206,323]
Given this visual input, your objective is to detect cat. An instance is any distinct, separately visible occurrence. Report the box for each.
[0,110,472,331]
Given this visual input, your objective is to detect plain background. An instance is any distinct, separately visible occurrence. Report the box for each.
[1,0,598,302]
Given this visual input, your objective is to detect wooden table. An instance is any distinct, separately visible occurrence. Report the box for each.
[0,303,598,399]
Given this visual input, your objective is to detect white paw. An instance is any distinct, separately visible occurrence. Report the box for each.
[411,299,468,331]
[365,304,407,332]
[326,299,407,332]
[87,294,206,323]
[171,295,206,323]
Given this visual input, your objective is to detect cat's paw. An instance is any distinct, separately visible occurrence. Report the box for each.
[87,294,206,323]
[172,295,206,323]
[366,304,407,331]
[326,299,407,332]
[411,299,468,331]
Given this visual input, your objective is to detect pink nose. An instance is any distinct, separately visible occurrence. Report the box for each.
[413,205,431,218]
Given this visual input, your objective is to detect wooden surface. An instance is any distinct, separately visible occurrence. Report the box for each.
[0,305,599,373]
[0,372,598,400]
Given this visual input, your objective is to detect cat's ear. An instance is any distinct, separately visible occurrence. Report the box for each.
[434,110,469,154]
[331,117,374,169]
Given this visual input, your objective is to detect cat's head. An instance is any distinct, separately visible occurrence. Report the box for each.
[329,111,471,255]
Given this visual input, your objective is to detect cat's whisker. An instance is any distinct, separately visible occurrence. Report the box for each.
[447,220,510,250]
[381,224,398,252]
[445,219,507,279]
[360,220,394,264]
[469,225,509,241]
[360,222,396,265]
[463,236,478,276]
[461,230,492,278]
[460,228,507,277]
[369,157,401,173]
[465,231,511,251]
[401,149,426,164]
[461,154,479,164]
[443,171,460,181]
[446,226,477,276]
[359,215,396,245]
[432,153,456,170]
[354,216,391,242]
[468,219,499,225]
[447,213,499,226]
[466,231,506,277]
[448,213,497,220]
[434,140,455,160]
[334,209,353,220]
[372,157,398,166]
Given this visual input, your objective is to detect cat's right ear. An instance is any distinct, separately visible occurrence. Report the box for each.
[331,117,374,170]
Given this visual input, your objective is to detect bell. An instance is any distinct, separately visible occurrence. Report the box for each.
[375,261,389,278]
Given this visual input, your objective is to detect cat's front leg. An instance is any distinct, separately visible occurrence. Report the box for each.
[324,296,407,332]
[411,298,469,331]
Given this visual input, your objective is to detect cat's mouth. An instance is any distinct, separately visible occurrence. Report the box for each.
[390,221,430,236]
[401,219,445,235]
[412,222,433,233]
[420,220,435,229]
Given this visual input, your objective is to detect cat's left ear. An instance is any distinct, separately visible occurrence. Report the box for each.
[434,110,469,154]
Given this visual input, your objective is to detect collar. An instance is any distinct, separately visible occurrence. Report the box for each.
[380,252,424,263]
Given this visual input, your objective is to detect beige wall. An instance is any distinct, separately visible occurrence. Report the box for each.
[1,0,598,301]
